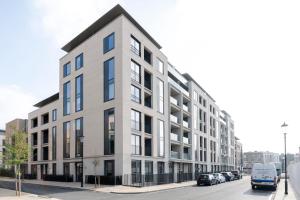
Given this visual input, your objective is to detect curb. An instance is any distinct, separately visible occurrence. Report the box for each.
[109,183,196,194]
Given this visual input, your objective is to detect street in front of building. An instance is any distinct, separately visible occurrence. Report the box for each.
[0,176,276,200]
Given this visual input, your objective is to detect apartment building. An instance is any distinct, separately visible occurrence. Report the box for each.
[0,129,5,167]
[27,4,239,185]
[235,137,243,171]
[219,111,235,171]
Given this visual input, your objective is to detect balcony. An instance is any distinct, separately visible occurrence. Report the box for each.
[183,153,191,160]
[183,137,189,144]
[183,120,189,128]
[168,77,189,97]
[170,133,179,142]
[170,96,178,106]
[170,115,178,124]
[171,151,179,159]
[182,104,189,112]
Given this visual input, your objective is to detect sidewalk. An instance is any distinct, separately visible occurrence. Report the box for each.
[0,188,59,200]
[274,179,298,200]
[94,181,196,194]
[0,176,196,194]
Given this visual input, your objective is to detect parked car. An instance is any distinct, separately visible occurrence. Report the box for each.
[197,174,218,186]
[213,173,226,183]
[251,163,278,190]
[221,172,234,182]
[231,170,242,180]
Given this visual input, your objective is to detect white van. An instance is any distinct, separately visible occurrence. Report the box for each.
[251,163,278,190]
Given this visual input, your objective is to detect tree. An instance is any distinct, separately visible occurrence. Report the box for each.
[4,130,28,196]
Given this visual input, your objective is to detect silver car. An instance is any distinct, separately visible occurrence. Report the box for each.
[213,173,226,183]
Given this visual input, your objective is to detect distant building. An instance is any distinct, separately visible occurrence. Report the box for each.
[295,147,300,162]
[279,153,295,172]
[0,129,5,167]
[5,119,28,173]
[235,137,243,171]
[243,151,279,173]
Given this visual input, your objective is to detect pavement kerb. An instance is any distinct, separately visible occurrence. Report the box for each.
[109,183,196,194]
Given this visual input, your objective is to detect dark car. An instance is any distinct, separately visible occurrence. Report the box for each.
[197,174,217,186]
[231,170,242,180]
[221,172,234,182]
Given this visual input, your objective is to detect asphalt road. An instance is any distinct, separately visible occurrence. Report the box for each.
[288,162,300,199]
[0,176,275,200]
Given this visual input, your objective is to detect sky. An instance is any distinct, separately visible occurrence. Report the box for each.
[0,0,299,154]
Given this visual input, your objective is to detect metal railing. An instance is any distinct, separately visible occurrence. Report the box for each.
[170,133,179,141]
[183,120,189,128]
[170,114,178,124]
[183,137,189,144]
[170,96,178,106]
[171,151,180,159]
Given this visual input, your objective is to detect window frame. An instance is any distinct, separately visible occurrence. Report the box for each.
[103,32,115,54]
[75,53,83,70]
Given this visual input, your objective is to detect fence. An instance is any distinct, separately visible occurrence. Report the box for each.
[85,175,122,185]
[123,173,194,187]
[43,174,73,182]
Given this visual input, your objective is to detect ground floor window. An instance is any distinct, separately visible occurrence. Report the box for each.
[131,160,141,184]
[157,162,165,174]
[63,163,70,176]
[52,163,56,175]
[104,160,115,176]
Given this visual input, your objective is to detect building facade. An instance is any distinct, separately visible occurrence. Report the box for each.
[0,129,5,167]
[235,137,243,171]
[27,5,240,185]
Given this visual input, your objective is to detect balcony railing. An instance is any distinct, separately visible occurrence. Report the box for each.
[183,120,189,128]
[182,104,189,112]
[168,77,190,97]
[183,137,189,144]
[170,96,178,106]
[171,151,179,159]
[183,153,191,160]
[170,133,179,141]
[170,115,178,124]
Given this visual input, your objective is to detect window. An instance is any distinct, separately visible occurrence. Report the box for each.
[63,81,71,115]
[157,162,164,174]
[145,138,152,156]
[42,147,48,160]
[130,35,141,56]
[31,118,38,128]
[193,105,198,129]
[32,149,37,161]
[75,53,83,70]
[131,85,141,103]
[203,99,207,107]
[199,95,202,105]
[41,113,49,124]
[144,48,152,64]
[104,160,115,176]
[104,58,115,101]
[145,161,153,182]
[63,163,70,176]
[157,58,164,74]
[75,118,83,157]
[52,163,56,175]
[42,129,48,144]
[131,160,141,183]
[52,127,56,160]
[131,60,141,83]
[103,33,115,53]
[158,120,164,157]
[144,115,152,134]
[144,92,152,108]
[63,121,71,158]
[32,133,38,146]
[75,75,83,112]
[194,134,198,161]
[104,108,115,155]
[144,70,152,90]
[158,79,164,113]
[131,134,141,155]
[131,109,141,131]
[193,91,198,101]
[63,62,71,77]
[52,109,57,121]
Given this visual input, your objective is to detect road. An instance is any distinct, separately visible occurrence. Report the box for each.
[288,162,300,199]
[0,176,275,200]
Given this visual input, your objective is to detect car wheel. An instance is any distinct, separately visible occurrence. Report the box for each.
[252,185,255,190]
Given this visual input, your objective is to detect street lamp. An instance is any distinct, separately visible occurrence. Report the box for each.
[80,135,84,188]
[281,122,288,195]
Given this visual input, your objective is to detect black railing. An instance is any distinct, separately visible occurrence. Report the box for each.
[177,172,193,183]
[23,174,37,179]
[43,174,73,182]
[123,173,176,187]
[85,175,122,185]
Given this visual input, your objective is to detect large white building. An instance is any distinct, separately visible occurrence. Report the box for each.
[27,5,240,186]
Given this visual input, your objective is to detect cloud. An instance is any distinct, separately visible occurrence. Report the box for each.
[0,85,37,129]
